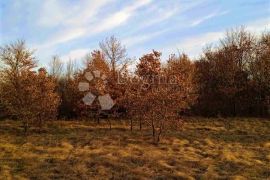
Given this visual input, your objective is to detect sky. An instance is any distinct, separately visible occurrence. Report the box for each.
[0,0,269,67]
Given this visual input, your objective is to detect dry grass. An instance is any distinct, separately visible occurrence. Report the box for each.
[0,118,270,179]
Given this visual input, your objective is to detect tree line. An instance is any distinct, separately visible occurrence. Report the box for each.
[0,27,269,140]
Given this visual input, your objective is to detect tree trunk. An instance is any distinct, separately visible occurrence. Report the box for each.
[151,119,155,142]
[97,116,100,124]
[130,118,133,131]
[23,119,29,134]
[139,117,142,131]
[107,119,111,130]
[157,124,163,143]
[38,114,42,133]
[96,110,100,124]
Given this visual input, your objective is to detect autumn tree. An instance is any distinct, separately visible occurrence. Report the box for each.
[32,68,60,129]
[128,50,196,143]
[99,37,132,118]
[250,32,270,116]
[121,50,162,132]
[0,73,7,119]
[194,28,269,117]
[120,75,143,131]
[166,53,198,113]
[0,41,37,124]
[149,53,197,142]
[76,50,114,125]
[0,41,60,132]
[51,58,81,119]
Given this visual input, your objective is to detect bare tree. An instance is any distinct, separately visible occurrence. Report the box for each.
[66,59,78,79]
[99,36,128,79]
[48,55,63,79]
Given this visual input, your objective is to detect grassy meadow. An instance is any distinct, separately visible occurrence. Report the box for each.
[0,118,270,179]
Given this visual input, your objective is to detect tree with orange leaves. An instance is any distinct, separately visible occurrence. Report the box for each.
[126,50,197,143]
[0,41,60,132]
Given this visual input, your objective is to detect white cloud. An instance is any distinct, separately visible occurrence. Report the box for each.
[122,29,169,47]
[60,48,90,62]
[38,27,87,49]
[38,0,153,49]
[162,17,269,58]
[38,0,113,27]
[127,1,205,35]
[135,7,179,31]
[90,11,131,34]
[66,0,114,26]
[38,0,67,27]
[246,18,270,34]
[191,10,229,27]
[88,0,153,34]
[162,32,224,58]
[126,0,152,11]
[87,0,153,34]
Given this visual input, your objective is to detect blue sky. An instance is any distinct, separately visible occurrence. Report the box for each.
[0,0,269,66]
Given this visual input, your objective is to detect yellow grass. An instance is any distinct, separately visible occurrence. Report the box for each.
[0,118,269,179]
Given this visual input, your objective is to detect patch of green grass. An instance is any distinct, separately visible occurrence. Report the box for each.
[0,118,269,179]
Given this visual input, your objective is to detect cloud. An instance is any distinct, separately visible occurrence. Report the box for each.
[66,0,115,26]
[39,28,87,49]
[246,18,270,34]
[38,0,113,27]
[120,1,208,49]
[90,11,131,34]
[126,0,205,35]
[3,0,268,66]
[122,29,169,48]
[162,32,224,58]
[38,0,153,49]
[87,0,153,33]
[191,10,229,27]
[132,6,179,32]
[38,0,67,27]
[60,48,90,62]
[162,17,269,58]
[88,0,153,34]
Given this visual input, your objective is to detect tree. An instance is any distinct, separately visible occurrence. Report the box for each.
[99,35,128,79]
[194,28,270,117]
[128,50,196,143]
[250,32,270,116]
[166,53,198,113]
[76,50,112,123]
[136,50,161,80]
[66,59,78,80]
[0,40,37,124]
[32,68,60,129]
[120,75,144,131]
[48,55,63,79]
[54,58,80,119]
[0,41,60,132]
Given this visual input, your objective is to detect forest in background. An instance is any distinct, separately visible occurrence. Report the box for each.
[0,27,269,141]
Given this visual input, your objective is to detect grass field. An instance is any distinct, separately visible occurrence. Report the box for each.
[0,118,270,179]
